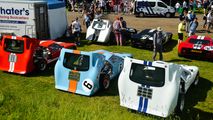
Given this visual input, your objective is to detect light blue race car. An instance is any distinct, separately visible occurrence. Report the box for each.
[54,49,132,96]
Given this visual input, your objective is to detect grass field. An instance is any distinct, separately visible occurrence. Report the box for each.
[0,35,213,120]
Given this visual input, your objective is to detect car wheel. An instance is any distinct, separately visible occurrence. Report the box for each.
[38,59,47,71]
[165,12,171,18]
[176,93,185,113]
[99,74,110,90]
[178,52,183,57]
[194,72,199,86]
[139,12,144,17]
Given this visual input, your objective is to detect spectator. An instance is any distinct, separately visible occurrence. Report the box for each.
[124,1,129,14]
[99,0,106,14]
[72,17,81,46]
[120,16,127,45]
[206,11,213,33]
[203,0,210,15]
[175,2,181,13]
[83,11,91,29]
[120,17,127,28]
[189,17,198,37]
[183,0,188,12]
[178,19,185,44]
[153,27,163,61]
[113,16,123,46]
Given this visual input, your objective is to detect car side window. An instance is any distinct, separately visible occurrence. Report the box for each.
[158,2,167,8]
[148,2,155,7]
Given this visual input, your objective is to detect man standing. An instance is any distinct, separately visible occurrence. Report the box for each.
[189,17,198,37]
[153,27,163,61]
[72,17,81,46]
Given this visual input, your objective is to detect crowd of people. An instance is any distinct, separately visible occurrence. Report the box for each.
[66,0,213,61]
[66,0,135,15]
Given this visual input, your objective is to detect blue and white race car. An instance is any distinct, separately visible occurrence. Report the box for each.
[118,57,199,117]
[54,49,132,96]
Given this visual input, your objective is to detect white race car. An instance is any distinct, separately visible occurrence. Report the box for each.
[86,19,112,43]
[118,58,199,118]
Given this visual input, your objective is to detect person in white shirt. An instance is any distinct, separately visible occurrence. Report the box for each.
[72,17,81,46]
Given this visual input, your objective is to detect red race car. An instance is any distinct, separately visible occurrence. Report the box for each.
[178,35,213,60]
[0,35,76,74]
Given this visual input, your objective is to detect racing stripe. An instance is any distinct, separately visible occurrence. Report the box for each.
[144,61,147,65]
[138,96,143,112]
[201,36,205,40]
[143,98,148,113]
[73,50,80,54]
[197,36,201,39]
[148,61,152,66]
[68,80,78,93]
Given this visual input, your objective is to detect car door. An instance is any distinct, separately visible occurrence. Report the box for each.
[155,1,168,16]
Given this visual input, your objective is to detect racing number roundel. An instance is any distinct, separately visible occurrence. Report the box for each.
[82,79,94,93]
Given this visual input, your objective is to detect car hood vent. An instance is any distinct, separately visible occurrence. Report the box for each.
[137,86,153,99]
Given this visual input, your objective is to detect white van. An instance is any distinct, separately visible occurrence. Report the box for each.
[0,0,68,39]
[134,0,175,18]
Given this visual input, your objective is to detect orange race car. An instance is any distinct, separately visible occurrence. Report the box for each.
[0,35,76,74]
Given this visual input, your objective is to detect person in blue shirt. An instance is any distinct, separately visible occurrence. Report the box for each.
[189,17,198,37]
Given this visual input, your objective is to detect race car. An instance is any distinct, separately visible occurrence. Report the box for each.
[131,29,173,49]
[0,35,76,74]
[178,35,213,60]
[86,19,112,43]
[54,49,132,96]
[118,57,199,118]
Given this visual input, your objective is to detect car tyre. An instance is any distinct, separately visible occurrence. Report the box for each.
[37,59,47,71]
[99,74,110,90]
[194,72,199,86]
[178,52,183,57]
[139,12,144,17]
[165,12,171,18]
[176,93,185,113]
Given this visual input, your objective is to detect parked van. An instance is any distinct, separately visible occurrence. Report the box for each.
[0,0,67,39]
[134,0,175,18]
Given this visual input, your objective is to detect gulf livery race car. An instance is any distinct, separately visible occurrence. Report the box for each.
[178,35,213,60]
[131,29,172,49]
[0,35,76,74]
[118,57,199,117]
[86,19,112,43]
[54,49,132,96]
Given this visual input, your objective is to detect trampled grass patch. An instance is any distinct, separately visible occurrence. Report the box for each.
[0,35,213,120]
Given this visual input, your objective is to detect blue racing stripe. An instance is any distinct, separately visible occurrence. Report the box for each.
[148,61,152,66]
[143,98,148,113]
[138,97,143,112]
[144,61,147,65]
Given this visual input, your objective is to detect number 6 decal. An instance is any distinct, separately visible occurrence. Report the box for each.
[82,79,94,92]
[83,81,92,89]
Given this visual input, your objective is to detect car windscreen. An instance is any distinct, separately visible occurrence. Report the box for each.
[189,39,210,45]
[129,63,165,87]
[92,20,107,30]
[63,52,90,71]
[4,38,24,53]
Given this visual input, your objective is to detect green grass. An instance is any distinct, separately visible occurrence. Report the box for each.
[0,35,213,120]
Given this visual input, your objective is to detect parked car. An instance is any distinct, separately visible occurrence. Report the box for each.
[131,28,172,49]
[178,35,213,60]
[0,35,76,74]
[118,57,199,117]
[54,49,132,96]
[86,18,137,45]
[86,19,112,43]
[134,0,175,18]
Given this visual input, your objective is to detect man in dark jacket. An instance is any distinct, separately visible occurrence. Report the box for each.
[153,27,163,61]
